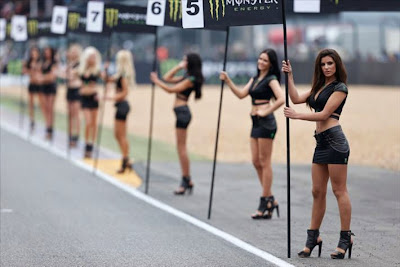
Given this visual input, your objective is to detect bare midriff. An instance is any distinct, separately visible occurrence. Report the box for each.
[29,63,42,85]
[315,113,340,134]
[251,100,270,116]
[174,95,188,108]
[80,83,97,96]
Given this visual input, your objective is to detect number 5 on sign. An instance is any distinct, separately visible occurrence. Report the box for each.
[51,6,68,34]
[182,0,204,28]
[86,1,104,33]
[146,0,166,26]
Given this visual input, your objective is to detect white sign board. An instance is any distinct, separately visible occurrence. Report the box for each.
[0,19,6,41]
[294,0,321,13]
[11,15,27,41]
[146,0,166,26]
[86,1,104,33]
[182,0,204,29]
[51,6,68,34]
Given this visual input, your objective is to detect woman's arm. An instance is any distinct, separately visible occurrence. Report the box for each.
[256,79,285,117]
[282,60,311,104]
[219,71,251,99]
[284,91,347,121]
[151,72,193,94]
[42,64,58,83]
[113,77,129,102]
[162,60,186,83]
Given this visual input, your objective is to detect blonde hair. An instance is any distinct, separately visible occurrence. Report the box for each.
[68,44,82,63]
[79,46,101,76]
[115,50,136,87]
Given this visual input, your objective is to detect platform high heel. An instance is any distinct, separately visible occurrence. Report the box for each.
[298,229,323,258]
[330,231,355,259]
[251,195,279,219]
[117,157,133,174]
[174,176,193,195]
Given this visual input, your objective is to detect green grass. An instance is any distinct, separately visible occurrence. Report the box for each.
[0,94,209,162]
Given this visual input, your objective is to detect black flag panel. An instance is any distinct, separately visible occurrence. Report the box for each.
[203,0,283,27]
[104,4,156,34]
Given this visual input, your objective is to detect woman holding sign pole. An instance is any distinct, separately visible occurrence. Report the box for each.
[282,49,353,259]
[79,47,102,158]
[105,50,135,173]
[220,49,284,219]
[150,54,204,195]
[40,47,58,141]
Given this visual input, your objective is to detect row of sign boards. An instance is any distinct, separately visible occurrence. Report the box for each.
[1,0,287,42]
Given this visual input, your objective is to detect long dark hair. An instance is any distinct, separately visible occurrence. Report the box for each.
[307,48,347,106]
[257,49,281,83]
[27,47,40,69]
[186,53,203,100]
[43,47,57,65]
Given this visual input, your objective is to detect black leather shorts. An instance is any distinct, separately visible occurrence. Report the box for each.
[250,114,277,139]
[42,83,57,95]
[115,100,130,121]
[80,93,99,109]
[174,105,192,129]
[66,87,81,102]
[313,125,350,165]
[28,84,41,93]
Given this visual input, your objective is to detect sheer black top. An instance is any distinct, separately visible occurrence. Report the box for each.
[176,75,201,101]
[249,75,277,105]
[308,81,348,120]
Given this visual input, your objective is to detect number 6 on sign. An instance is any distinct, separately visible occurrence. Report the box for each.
[146,0,166,26]
[86,1,104,33]
[182,0,204,28]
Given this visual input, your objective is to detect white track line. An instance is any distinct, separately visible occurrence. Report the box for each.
[1,121,295,267]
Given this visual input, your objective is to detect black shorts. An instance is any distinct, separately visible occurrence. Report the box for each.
[80,94,99,109]
[28,84,41,93]
[115,100,130,121]
[66,87,81,102]
[174,105,192,129]
[313,125,350,165]
[251,114,277,139]
[42,83,57,95]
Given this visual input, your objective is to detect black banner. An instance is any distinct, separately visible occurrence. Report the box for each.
[27,18,57,39]
[104,4,156,34]
[203,0,283,27]
[289,0,400,13]
[67,11,87,33]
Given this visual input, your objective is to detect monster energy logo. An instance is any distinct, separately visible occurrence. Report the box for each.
[331,0,340,4]
[28,20,38,36]
[6,23,11,37]
[105,8,118,27]
[168,0,182,22]
[68,12,80,30]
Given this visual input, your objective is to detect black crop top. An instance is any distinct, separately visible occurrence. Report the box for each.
[42,61,54,74]
[116,76,123,92]
[308,81,348,120]
[249,75,277,105]
[176,75,200,101]
[80,74,99,85]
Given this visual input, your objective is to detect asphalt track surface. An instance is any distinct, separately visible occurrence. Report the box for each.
[1,116,400,266]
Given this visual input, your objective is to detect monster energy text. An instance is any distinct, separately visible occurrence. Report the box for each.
[226,0,278,6]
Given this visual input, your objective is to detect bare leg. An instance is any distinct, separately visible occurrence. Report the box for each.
[115,120,129,158]
[250,138,262,185]
[91,109,98,144]
[329,164,352,254]
[83,109,92,143]
[302,163,329,253]
[258,138,274,197]
[28,93,35,123]
[71,101,80,137]
[48,94,55,129]
[176,128,190,177]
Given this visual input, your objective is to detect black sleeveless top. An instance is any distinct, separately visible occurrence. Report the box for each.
[80,73,99,85]
[116,76,123,92]
[176,75,201,101]
[42,61,55,74]
[308,81,348,120]
[249,75,277,105]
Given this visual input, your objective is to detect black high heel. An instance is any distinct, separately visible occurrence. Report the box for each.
[117,157,133,174]
[46,127,53,141]
[30,121,35,133]
[174,176,193,195]
[298,229,323,258]
[251,195,279,219]
[69,135,79,148]
[84,143,93,158]
[331,230,355,259]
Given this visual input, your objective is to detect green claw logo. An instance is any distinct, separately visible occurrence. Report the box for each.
[209,0,226,20]
[169,0,182,22]
[105,8,119,27]
[68,12,80,30]
[27,19,38,36]
[331,0,340,5]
